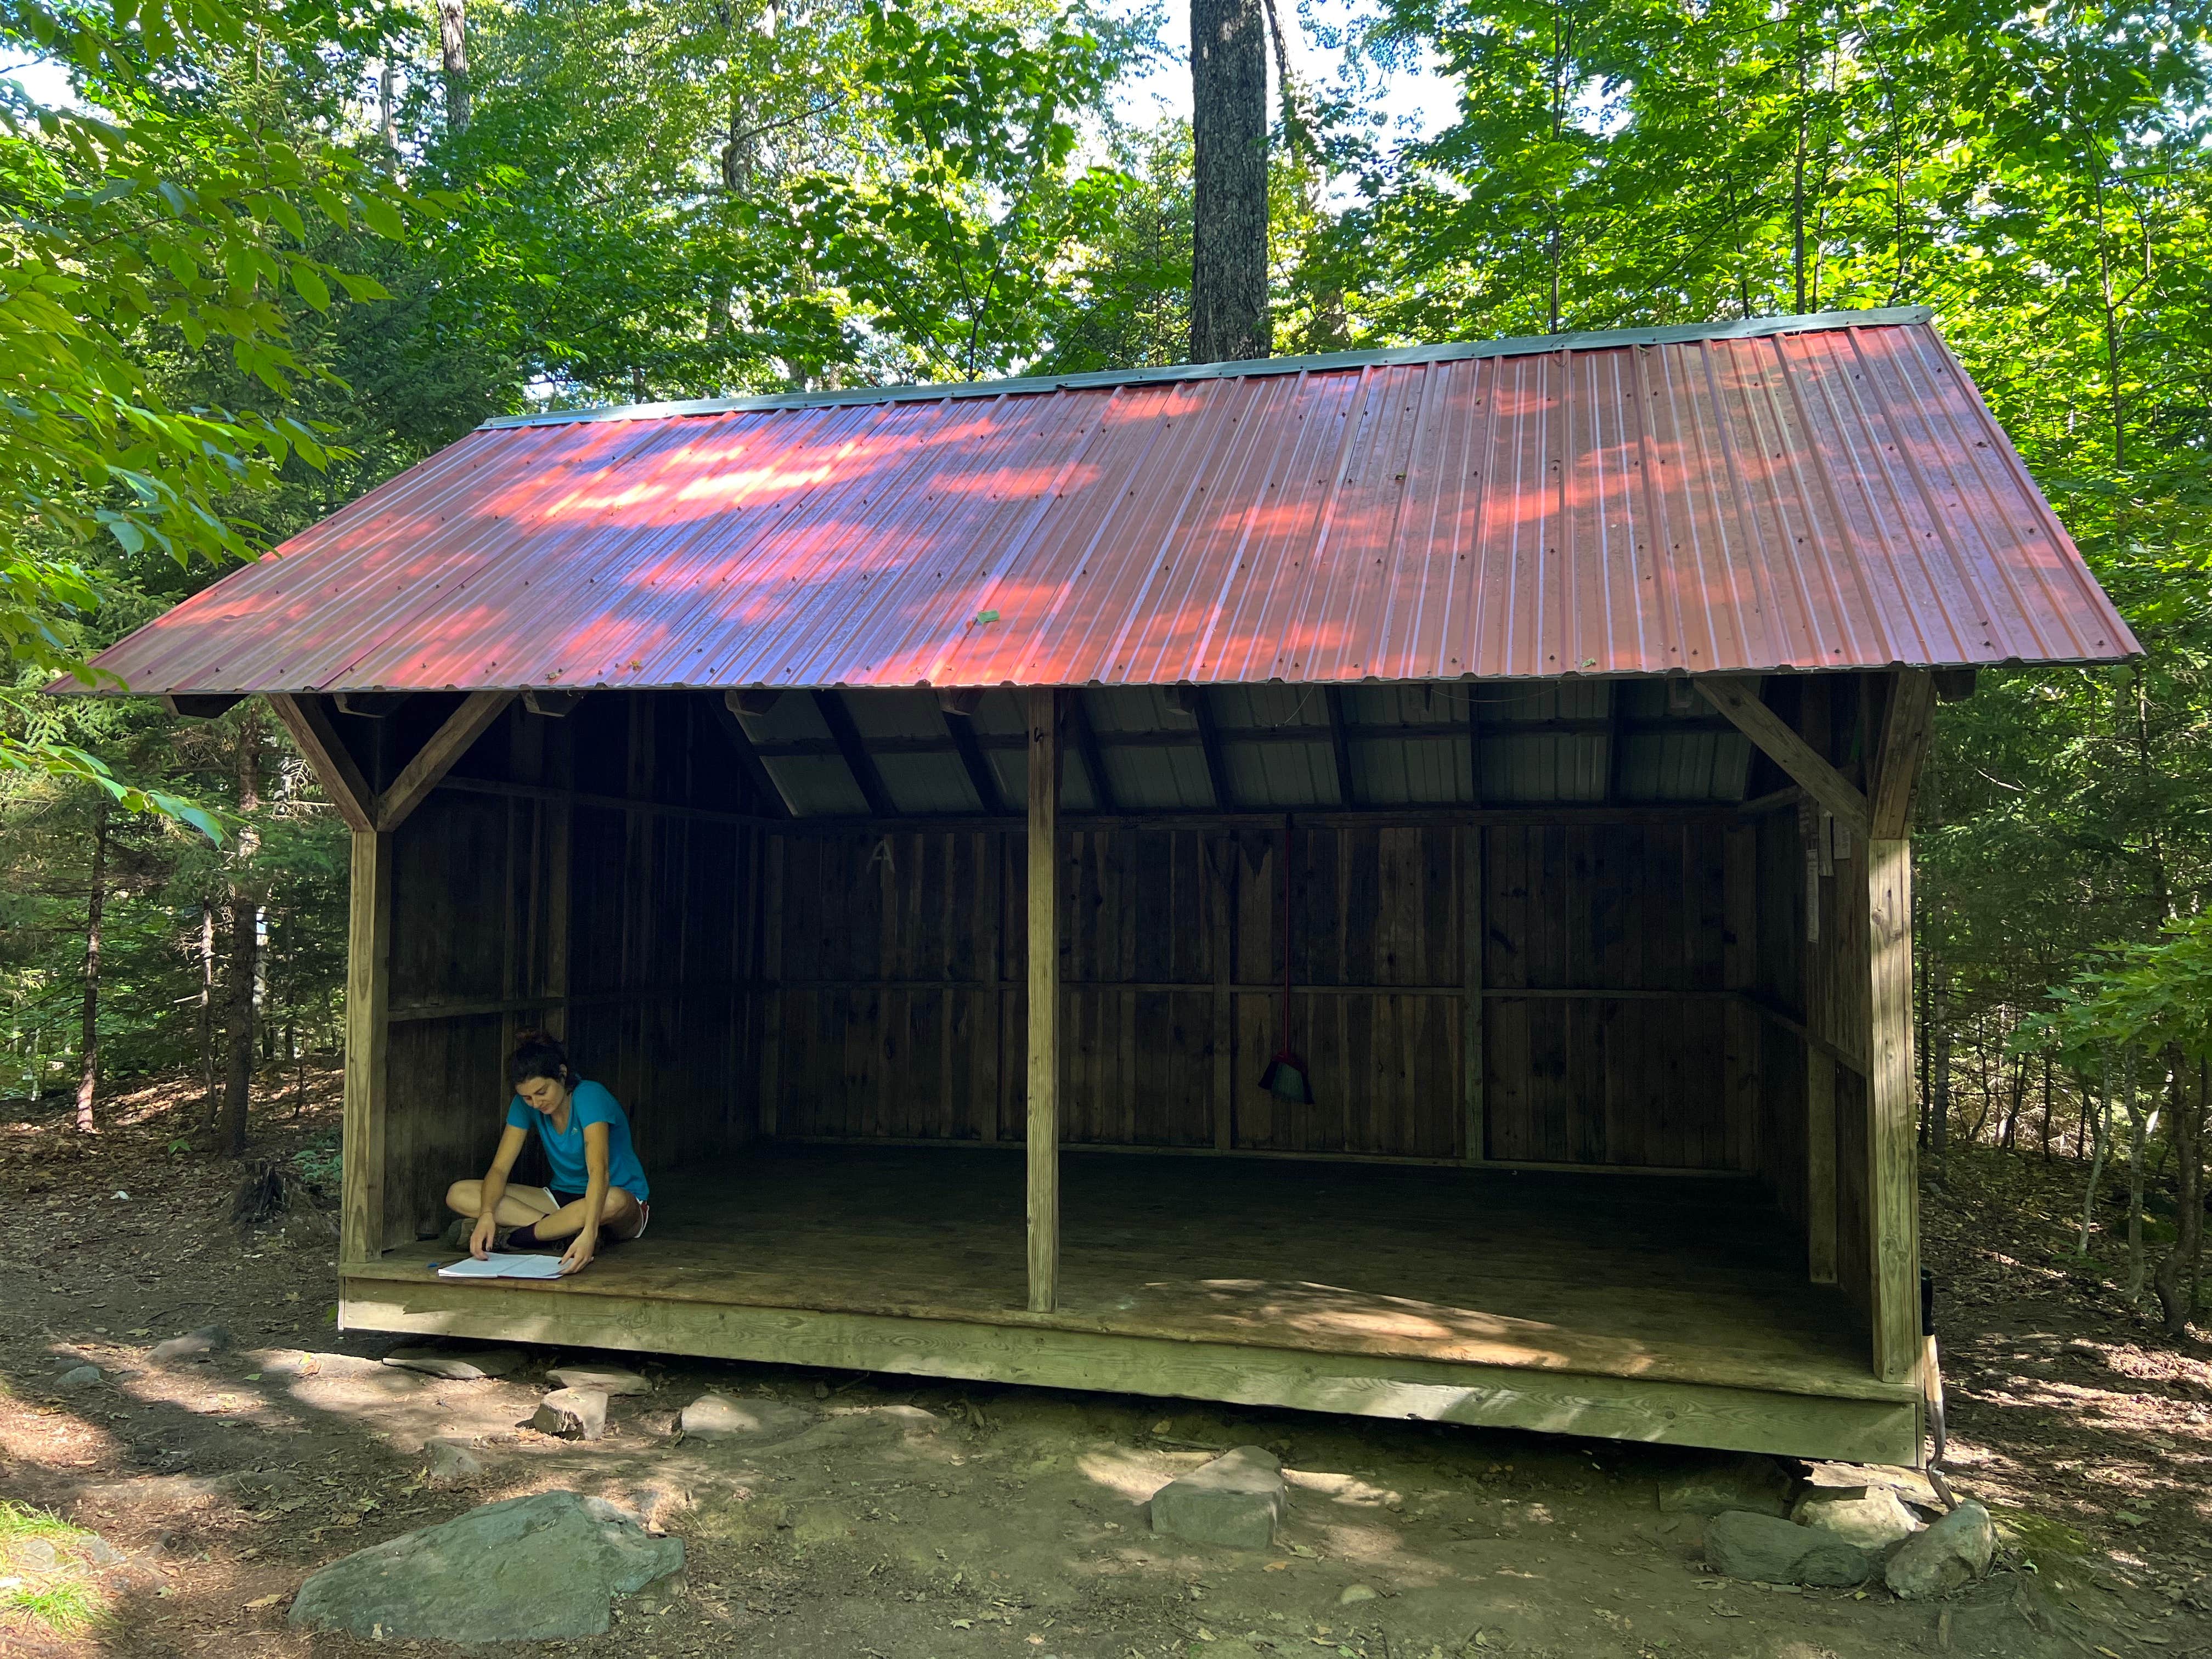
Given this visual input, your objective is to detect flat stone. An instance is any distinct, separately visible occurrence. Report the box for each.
[1705,1510,1873,1587]
[149,1327,232,1365]
[253,1350,380,1380]
[1148,1446,1286,1550]
[425,1438,485,1488]
[533,1387,608,1441]
[55,1364,103,1392]
[679,1392,815,1444]
[15,1537,62,1569]
[548,1365,650,1397]
[1791,1484,1922,1550]
[382,1344,524,1381]
[1885,1499,1996,1600]
[1337,1583,1378,1605]
[287,1490,682,1641]
[1658,1452,1793,1517]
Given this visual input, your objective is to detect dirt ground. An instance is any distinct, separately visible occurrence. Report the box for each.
[2,1074,2208,1659]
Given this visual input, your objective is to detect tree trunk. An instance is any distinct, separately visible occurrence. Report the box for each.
[2153,1052,2203,1335]
[1931,958,1951,1166]
[216,716,264,1158]
[438,0,471,135]
[2078,1056,2112,1255]
[1189,0,1268,363]
[75,797,109,1134]
[2120,1049,2159,1302]
[197,904,218,1132]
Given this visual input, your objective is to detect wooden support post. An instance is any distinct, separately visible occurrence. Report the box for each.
[340,829,392,1267]
[375,690,516,832]
[1462,823,1487,1163]
[1871,670,1936,838]
[1797,678,1837,1285]
[1209,836,1235,1151]
[1867,836,1919,1381]
[1806,1055,1838,1284]
[1026,689,1061,1313]
[1698,678,1870,837]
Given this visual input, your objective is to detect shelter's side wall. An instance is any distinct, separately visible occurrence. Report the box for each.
[767,815,1751,1168]
[378,693,763,1248]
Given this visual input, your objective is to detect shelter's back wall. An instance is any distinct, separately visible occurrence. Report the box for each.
[764,816,1759,1168]
[377,695,763,1248]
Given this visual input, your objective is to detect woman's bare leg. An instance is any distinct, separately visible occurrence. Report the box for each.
[515,1187,644,1243]
[445,1180,557,1227]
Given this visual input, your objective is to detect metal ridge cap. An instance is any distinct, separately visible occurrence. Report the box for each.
[477,306,1938,431]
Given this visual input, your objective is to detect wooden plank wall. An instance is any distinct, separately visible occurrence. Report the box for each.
[1753,805,1809,1231]
[379,693,763,1248]
[1481,823,1757,1168]
[768,817,1754,1169]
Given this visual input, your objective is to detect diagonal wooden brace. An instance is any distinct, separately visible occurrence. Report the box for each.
[1696,676,1870,837]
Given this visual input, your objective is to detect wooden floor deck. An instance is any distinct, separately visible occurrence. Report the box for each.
[342,1147,1923,1463]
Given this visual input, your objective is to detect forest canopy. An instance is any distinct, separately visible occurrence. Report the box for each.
[3,0,2211,1267]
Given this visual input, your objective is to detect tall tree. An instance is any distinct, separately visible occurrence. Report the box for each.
[1189,0,1269,360]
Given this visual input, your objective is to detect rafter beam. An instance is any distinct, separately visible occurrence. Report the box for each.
[1870,670,1936,839]
[715,692,793,818]
[1697,677,1869,837]
[812,689,896,819]
[268,692,375,833]
[1323,687,1357,808]
[1064,691,1115,814]
[1181,686,1233,811]
[943,708,1007,815]
[374,691,516,833]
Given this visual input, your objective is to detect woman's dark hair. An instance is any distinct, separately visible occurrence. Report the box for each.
[507,1029,572,1090]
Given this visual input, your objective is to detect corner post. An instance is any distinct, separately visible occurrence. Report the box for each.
[341,828,392,1268]
[1867,834,1918,1380]
[1026,687,1061,1313]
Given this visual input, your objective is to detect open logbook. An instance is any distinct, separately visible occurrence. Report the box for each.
[436,1254,565,1280]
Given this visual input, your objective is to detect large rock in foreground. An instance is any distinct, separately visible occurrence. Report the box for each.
[1885,1499,1996,1600]
[287,1491,681,1641]
[1149,1446,1287,1548]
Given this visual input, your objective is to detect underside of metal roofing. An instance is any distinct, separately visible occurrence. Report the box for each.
[78,306,2134,703]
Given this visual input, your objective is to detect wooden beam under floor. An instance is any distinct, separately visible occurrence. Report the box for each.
[1026,687,1061,1313]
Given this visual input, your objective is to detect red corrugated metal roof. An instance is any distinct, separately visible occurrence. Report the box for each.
[78,307,2136,695]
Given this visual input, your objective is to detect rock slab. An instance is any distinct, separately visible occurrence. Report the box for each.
[1705,1510,1874,1588]
[1792,1483,1922,1550]
[149,1327,232,1365]
[55,1364,103,1392]
[1885,1500,1996,1600]
[1148,1446,1286,1549]
[382,1344,523,1381]
[679,1392,815,1445]
[287,1490,681,1641]
[549,1364,651,1397]
[1658,1453,1793,1517]
[533,1386,609,1440]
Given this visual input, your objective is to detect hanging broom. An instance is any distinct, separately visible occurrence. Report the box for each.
[1258,813,1313,1104]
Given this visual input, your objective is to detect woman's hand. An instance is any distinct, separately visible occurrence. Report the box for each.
[558,1230,596,1276]
[470,1215,499,1261]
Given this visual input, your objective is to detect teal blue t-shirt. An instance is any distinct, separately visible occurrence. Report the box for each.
[505,1080,650,1203]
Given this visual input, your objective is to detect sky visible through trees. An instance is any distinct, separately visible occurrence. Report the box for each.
[2,0,2210,1296]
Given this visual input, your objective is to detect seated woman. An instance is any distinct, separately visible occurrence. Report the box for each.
[445,1031,651,1276]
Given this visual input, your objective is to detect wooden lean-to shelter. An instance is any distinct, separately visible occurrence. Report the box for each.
[81,306,2135,1465]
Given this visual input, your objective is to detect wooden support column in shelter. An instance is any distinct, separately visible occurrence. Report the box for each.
[1026,687,1061,1313]
[1797,679,1839,1288]
[1867,670,1934,1383]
